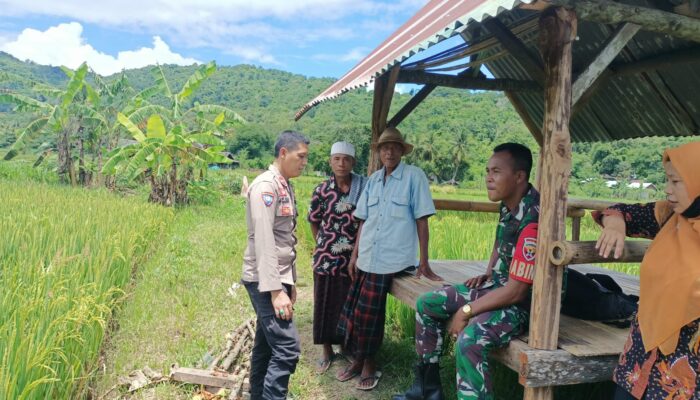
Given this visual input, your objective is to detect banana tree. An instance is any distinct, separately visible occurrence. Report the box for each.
[104,61,244,205]
[103,113,231,205]
[1,63,108,185]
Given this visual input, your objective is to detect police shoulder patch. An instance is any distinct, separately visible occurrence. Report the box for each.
[262,192,274,207]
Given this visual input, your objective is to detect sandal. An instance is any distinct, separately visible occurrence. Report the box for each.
[355,371,382,391]
[315,356,334,374]
[335,365,361,382]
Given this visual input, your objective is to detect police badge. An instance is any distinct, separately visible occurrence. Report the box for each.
[262,192,274,207]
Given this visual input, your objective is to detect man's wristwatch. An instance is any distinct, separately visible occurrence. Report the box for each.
[461,304,473,319]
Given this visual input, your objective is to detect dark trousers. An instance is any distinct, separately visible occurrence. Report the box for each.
[244,281,301,400]
[614,385,642,400]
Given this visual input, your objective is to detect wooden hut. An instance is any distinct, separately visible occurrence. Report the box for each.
[295,0,700,398]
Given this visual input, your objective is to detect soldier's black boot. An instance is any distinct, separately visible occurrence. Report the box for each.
[392,362,444,400]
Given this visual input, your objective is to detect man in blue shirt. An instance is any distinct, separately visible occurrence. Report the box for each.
[336,127,443,391]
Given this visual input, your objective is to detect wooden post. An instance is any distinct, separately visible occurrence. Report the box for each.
[368,66,400,174]
[571,216,581,241]
[525,7,576,400]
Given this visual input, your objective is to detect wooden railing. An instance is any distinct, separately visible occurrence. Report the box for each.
[433,197,618,241]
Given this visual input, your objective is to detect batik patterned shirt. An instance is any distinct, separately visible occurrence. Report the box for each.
[308,174,366,276]
[594,203,700,399]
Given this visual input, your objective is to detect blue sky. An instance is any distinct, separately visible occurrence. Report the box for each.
[0,0,432,79]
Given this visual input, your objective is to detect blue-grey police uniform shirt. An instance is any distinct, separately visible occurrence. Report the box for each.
[354,162,436,274]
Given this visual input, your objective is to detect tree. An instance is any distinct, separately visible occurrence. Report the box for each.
[103,62,244,206]
[1,63,108,185]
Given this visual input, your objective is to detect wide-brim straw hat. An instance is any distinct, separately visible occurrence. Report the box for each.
[373,127,413,155]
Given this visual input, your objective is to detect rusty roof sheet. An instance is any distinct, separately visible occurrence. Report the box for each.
[294,0,530,120]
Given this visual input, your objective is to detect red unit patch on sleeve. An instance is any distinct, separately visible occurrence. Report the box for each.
[509,223,538,284]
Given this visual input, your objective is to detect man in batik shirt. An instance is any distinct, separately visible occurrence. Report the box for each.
[394,143,540,400]
[308,141,367,374]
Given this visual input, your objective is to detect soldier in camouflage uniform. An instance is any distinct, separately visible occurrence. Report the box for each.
[394,143,540,400]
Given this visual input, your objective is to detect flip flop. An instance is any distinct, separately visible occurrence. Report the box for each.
[335,365,361,382]
[315,356,334,374]
[355,371,382,391]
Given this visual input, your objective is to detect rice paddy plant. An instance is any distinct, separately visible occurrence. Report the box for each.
[0,180,171,399]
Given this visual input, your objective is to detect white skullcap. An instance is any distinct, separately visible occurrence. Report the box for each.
[330,141,355,158]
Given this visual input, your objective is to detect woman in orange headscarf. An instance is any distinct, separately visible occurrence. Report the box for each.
[592,141,700,399]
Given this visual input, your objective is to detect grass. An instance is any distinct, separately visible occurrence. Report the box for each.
[1,165,649,399]
[0,165,171,399]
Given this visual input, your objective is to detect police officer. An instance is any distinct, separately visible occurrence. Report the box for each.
[241,130,310,400]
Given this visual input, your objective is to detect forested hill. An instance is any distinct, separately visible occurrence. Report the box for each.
[0,51,694,191]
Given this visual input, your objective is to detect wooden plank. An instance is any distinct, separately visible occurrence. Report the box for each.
[170,367,238,389]
[572,23,641,106]
[483,17,545,86]
[546,0,700,43]
[392,261,640,303]
[526,8,576,400]
[550,240,651,265]
[397,70,539,91]
[557,315,629,356]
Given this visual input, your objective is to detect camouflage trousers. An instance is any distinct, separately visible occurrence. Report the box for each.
[415,283,529,400]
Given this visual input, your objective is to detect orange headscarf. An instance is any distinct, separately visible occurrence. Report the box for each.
[638,141,700,355]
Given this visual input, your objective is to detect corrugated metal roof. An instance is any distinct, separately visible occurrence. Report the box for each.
[296,0,700,142]
[476,12,700,141]
[294,0,530,120]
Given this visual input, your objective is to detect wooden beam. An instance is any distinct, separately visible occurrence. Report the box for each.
[170,367,238,389]
[397,70,539,91]
[573,45,700,116]
[566,197,618,210]
[610,46,700,76]
[572,23,641,105]
[525,7,576,400]
[387,84,436,128]
[506,92,544,146]
[482,17,546,85]
[550,240,651,266]
[490,339,620,388]
[390,49,487,128]
[547,0,700,43]
[368,66,400,174]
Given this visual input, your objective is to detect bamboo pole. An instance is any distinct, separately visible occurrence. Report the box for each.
[433,199,585,218]
[550,240,651,266]
[525,7,576,400]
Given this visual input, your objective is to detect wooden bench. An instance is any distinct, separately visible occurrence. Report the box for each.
[390,260,639,388]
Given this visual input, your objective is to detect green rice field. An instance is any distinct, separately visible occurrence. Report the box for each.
[0,165,646,399]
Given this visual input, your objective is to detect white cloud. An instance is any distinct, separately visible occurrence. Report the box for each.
[1,22,200,75]
[224,44,280,65]
[312,46,370,63]
[0,0,427,52]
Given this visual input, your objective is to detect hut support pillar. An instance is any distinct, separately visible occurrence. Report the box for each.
[524,7,576,400]
[368,66,400,174]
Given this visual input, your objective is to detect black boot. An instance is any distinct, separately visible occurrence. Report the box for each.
[392,362,444,400]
